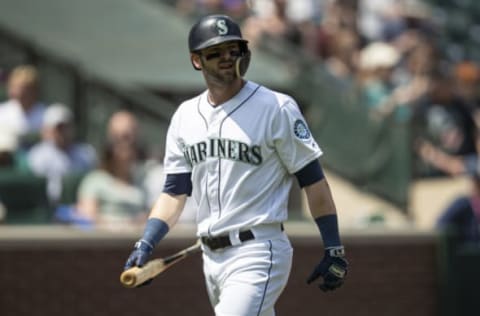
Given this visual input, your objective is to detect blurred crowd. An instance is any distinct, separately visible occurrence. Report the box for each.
[0,0,479,242]
[169,0,480,244]
[171,0,479,170]
[0,65,196,230]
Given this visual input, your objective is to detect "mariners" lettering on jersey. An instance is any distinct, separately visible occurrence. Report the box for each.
[184,138,262,166]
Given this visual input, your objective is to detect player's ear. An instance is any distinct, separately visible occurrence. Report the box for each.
[191,53,202,71]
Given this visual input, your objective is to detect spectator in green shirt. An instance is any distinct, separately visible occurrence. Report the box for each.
[76,139,148,230]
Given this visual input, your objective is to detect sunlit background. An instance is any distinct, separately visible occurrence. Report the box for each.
[0,1,479,315]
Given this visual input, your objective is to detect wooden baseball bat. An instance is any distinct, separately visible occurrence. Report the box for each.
[120,239,202,288]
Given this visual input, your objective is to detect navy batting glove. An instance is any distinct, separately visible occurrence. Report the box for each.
[307,246,348,292]
[124,240,153,270]
[124,240,154,287]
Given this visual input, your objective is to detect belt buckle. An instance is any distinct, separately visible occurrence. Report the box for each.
[209,237,222,250]
[202,236,224,250]
[203,230,255,250]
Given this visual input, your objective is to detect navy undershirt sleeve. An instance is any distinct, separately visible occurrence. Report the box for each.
[162,173,193,195]
[294,159,325,188]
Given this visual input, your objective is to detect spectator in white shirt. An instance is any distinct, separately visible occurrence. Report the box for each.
[0,65,46,147]
[27,103,97,203]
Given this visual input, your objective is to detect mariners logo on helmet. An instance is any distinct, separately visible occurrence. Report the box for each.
[188,14,251,77]
[188,14,247,52]
[216,19,228,35]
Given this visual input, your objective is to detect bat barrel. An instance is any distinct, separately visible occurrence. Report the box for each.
[120,240,201,288]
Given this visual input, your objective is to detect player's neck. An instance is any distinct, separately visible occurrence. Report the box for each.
[207,79,245,106]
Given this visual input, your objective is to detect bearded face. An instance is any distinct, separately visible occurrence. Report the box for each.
[195,41,242,85]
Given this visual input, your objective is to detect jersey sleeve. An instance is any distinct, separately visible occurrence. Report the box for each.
[163,109,193,174]
[271,99,322,174]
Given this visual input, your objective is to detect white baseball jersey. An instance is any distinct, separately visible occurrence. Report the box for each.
[164,80,322,237]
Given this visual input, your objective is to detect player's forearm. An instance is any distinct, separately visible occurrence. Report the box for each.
[133,193,187,252]
[304,179,343,249]
[304,179,337,219]
[149,192,187,228]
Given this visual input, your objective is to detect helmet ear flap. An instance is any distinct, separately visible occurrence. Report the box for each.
[235,49,250,78]
[235,42,250,77]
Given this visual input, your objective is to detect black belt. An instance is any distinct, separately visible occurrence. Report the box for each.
[201,224,284,251]
[201,230,254,250]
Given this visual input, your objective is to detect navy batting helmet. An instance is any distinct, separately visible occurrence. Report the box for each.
[188,14,247,52]
[188,14,251,77]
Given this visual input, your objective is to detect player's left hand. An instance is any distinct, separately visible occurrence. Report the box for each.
[307,246,348,292]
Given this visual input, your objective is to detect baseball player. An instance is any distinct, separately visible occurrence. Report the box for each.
[124,14,348,315]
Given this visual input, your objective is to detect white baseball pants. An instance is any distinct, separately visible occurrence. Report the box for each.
[202,230,293,316]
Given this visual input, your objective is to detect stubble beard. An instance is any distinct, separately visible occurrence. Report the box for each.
[203,62,237,86]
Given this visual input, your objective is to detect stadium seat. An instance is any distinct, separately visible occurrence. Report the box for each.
[0,169,51,224]
[59,171,87,206]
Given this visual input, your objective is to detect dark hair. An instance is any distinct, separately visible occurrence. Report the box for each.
[99,140,139,176]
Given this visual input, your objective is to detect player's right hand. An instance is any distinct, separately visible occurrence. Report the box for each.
[124,239,153,270]
[307,246,348,292]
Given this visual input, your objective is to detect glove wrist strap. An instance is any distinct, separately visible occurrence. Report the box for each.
[326,246,345,257]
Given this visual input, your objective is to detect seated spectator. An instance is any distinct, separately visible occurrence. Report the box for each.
[27,103,97,203]
[107,110,139,142]
[392,36,438,85]
[417,140,474,177]
[242,0,302,49]
[436,157,480,245]
[0,65,46,148]
[357,0,401,42]
[412,71,477,177]
[453,61,480,125]
[419,139,480,244]
[107,110,196,223]
[107,110,147,160]
[324,28,361,81]
[320,0,361,59]
[357,41,407,120]
[75,139,148,230]
[223,0,250,21]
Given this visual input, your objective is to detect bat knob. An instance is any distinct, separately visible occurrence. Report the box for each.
[120,271,137,288]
